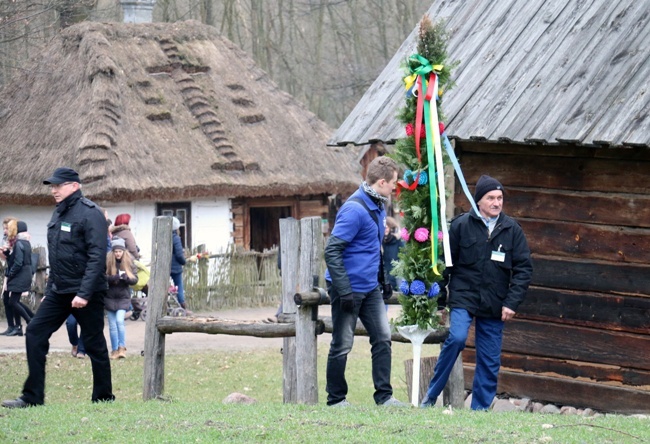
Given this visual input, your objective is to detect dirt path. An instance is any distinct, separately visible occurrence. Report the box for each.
[0,305,403,356]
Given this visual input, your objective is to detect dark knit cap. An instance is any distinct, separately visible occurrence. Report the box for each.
[474,175,504,203]
[17,221,27,233]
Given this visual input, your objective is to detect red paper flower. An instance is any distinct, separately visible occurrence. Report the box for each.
[405,123,426,138]
[439,122,445,135]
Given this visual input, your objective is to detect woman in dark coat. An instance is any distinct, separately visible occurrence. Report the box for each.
[105,238,137,359]
[3,220,34,336]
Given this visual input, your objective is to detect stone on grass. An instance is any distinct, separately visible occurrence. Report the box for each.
[540,404,561,414]
[560,406,577,415]
[492,399,518,413]
[532,402,545,413]
[222,392,257,405]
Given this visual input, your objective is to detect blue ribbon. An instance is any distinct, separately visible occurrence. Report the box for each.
[441,133,480,216]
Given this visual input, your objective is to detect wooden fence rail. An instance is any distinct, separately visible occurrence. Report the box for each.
[143,216,464,408]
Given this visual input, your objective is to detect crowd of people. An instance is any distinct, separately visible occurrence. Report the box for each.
[1,161,532,411]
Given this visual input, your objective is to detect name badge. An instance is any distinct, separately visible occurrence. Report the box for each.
[491,251,505,262]
[61,222,71,232]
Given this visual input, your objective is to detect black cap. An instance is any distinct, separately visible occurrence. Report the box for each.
[474,175,504,203]
[17,221,27,233]
[43,167,80,185]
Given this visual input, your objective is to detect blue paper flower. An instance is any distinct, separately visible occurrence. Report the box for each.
[410,279,426,295]
[418,170,429,185]
[403,169,413,184]
[428,282,440,298]
[399,280,410,295]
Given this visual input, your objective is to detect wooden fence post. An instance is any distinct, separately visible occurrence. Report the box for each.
[295,217,323,404]
[32,246,47,302]
[443,353,465,408]
[143,216,173,401]
[280,218,300,403]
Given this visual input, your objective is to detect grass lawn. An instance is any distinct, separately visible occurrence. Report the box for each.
[0,340,647,443]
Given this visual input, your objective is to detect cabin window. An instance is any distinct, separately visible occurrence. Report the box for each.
[157,202,191,249]
[249,206,292,252]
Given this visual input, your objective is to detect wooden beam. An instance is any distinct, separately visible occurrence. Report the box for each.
[519,219,650,264]
[466,319,650,370]
[143,216,173,401]
[156,316,301,337]
[518,287,650,335]
[464,349,650,387]
[463,366,650,414]
[320,316,449,344]
[280,218,300,403]
[296,217,323,404]
[531,255,650,295]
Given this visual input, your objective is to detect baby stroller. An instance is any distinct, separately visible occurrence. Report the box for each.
[133,285,186,321]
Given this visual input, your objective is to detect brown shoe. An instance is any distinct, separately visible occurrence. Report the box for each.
[71,345,78,357]
[110,350,119,360]
[117,346,127,359]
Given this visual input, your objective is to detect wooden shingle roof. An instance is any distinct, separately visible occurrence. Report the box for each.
[329,0,650,148]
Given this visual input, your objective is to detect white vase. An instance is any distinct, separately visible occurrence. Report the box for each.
[397,324,435,407]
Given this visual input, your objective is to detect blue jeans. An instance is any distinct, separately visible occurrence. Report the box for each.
[106,309,126,351]
[424,308,504,410]
[66,314,85,354]
[170,272,185,304]
[326,283,393,405]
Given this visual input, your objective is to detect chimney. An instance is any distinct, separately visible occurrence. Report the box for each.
[121,0,156,24]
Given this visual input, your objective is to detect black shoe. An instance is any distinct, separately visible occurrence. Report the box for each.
[0,327,14,335]
[2,398,32,409]
[6,326,23,337]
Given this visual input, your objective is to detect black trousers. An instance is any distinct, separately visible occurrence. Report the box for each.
[8,291,32,326]
[21,291,114,405]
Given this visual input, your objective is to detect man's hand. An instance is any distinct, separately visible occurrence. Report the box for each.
[71,296,88,308]
[502,306,515,322]
[340,293,355,312]
[382,283,393,301]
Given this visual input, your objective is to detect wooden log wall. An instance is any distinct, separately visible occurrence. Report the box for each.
[452,141,650,414]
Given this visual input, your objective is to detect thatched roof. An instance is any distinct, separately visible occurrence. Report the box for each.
[329,0,650,149]
[0,20,359,205]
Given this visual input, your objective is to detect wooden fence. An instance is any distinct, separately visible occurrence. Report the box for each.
[143,216,462,406]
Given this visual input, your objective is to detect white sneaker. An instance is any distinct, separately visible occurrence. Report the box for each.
[329,399,351,408]
[380,397,410,407]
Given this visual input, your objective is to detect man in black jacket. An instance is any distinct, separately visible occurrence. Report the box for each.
[421,175,533,410]
[2,167,114,408]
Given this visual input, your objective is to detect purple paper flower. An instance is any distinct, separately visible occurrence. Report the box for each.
[414,227,429,243]
[410,279,426,295]
[400,227,410,242]
[438,231,444,241]
[399,280,410,295]
[428,282,440,298]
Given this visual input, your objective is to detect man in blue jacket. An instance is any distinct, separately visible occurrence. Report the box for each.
[324,156,407,407]
[2,167,114,408]
[421,175,533,410]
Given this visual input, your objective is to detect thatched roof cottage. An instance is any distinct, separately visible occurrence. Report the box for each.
[0,20,359,259]
[329,0,650,413]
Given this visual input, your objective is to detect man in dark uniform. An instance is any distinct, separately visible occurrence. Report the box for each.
[2,167,114,408]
